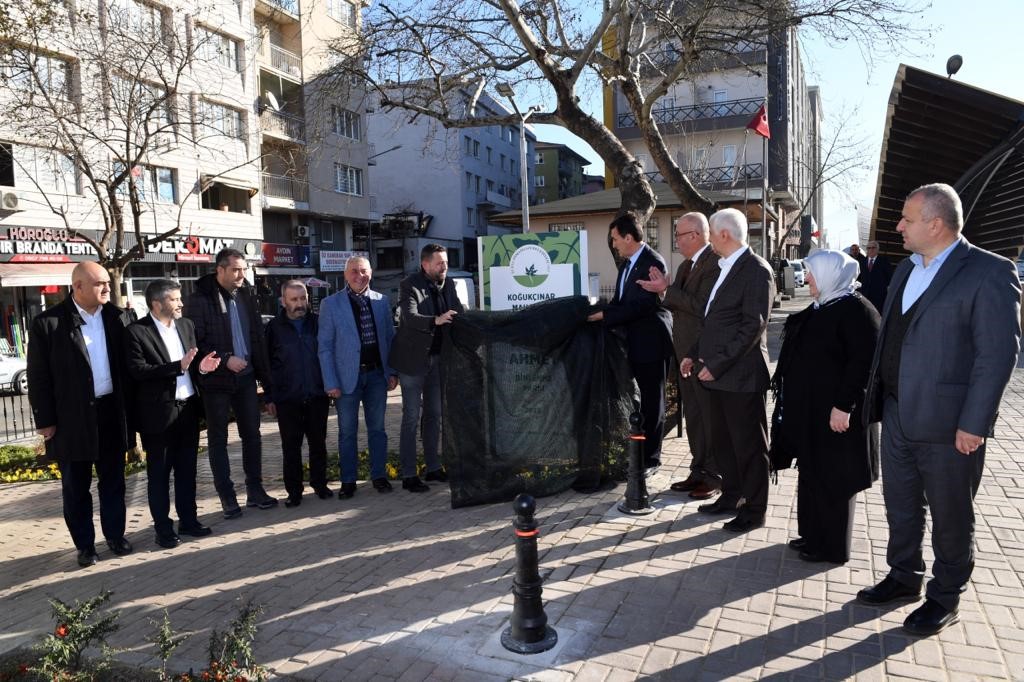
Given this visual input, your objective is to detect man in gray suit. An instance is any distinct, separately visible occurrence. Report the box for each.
[639,212,721,498]
[857,183,1021,636]
[389,244,465,493]
[681,208,775,533]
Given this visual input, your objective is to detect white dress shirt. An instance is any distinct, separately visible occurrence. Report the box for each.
[618,244,646,300]
[72,299,113,397]
[705,245,749,316]
[151,313,196,400]
[902,238,960,313]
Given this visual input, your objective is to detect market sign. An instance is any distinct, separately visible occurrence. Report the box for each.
[261,243,299,267]
[478,231,588,311]
[147,236,235,263]
[0,227,97,262]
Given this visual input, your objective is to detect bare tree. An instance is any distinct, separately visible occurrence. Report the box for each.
[318,0,922,229]
[0,0,259,303]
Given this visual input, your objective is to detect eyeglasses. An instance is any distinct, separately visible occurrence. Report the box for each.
[674,230,698,238]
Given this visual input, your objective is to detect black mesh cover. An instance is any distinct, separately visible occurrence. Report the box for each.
[441,297,633,508]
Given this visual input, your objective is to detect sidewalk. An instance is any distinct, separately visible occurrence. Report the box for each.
[1,288,1022,680]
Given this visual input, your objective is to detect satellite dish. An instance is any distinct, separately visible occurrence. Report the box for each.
[264,91,281,112]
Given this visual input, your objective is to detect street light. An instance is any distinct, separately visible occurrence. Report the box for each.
[496,83,537,234]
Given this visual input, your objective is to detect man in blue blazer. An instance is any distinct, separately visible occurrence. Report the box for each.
[857,184,1021,637]
[318,256,398,498]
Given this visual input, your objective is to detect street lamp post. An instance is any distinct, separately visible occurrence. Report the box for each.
[496,83,536,234]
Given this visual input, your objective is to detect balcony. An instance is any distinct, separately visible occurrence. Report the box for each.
[261,43,302,80]
[617,97,763,128]
[256,0,299,18]
[643,163,763,187]
[261,173,309,202]
[260,109,305,141]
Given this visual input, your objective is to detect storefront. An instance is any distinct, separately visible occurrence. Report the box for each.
[0,226,261,355]
[253,242,328,314]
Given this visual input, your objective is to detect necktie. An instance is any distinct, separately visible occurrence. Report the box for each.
[679,259,694,287]
[868,258,874,272]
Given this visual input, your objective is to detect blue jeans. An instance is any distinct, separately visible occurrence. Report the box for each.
[337,368,388,483]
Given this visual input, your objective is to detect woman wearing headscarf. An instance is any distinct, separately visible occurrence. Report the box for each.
[770,249,881,564]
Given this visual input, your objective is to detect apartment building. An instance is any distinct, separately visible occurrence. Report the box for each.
[0,0,263,348]
[365,89,536,286]
[606,26,822,260]
[533,141,592,204]
[253,0,370,298]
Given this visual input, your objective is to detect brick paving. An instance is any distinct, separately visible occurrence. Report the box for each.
[1,287,1023,680]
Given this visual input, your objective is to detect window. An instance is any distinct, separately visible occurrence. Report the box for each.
[475,175,481,193]
[111,76,173,128]
[510,160,516,176]
[534,152,544,164]
[535,175,545,187]
[200,100,245,140]
[486,179,494,192]
[549,222,584,231]
[486,147,492,164]
[108,0,163,41]
[331,106,361,140]
[500,154,506,170]
[506,127,514,144]
[334,163,362,195]
[465,172,472,189]
[644,217,659,249]
[196,26,241,71]
[464,135,472,155]
[140,166,176,204]
[466,207,473,225]
[472,140,480,157]
[0,143,13,186]
[327,0,357,27]
[200,180,250,213]
[320,219,335,244]
[15,146,77,194]
[4,49,71,99]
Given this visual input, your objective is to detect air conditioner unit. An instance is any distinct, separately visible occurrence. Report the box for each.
[1,191,20,211]
[295,224,310,238]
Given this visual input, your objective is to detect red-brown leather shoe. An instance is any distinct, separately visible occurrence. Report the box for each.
[688,483,720,500]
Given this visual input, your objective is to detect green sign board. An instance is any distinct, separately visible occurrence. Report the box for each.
[477,231,589,310]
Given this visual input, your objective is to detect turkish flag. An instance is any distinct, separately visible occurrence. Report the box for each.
[746,104,771,139]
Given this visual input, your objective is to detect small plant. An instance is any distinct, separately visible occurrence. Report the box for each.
[188,600,267,682]
[32,589,120,680]
[151,610,189,681]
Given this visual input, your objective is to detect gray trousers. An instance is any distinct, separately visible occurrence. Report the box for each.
[882,397,985,610]
[399,355,444,478]
[683,376,721,485]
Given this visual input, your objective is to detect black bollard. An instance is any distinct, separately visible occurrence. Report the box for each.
[618,410,655,515]
[501,494,558,654]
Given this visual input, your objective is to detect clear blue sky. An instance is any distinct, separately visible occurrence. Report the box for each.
[534,0,1024,247]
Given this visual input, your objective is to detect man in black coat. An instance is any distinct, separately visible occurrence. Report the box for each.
[184,248,276,518]
[682,208,776,533]
[858,240,893,313]
[126,279,220,549]
[264,280,331,507]
[27,261,136,567]
[588,214,673,470]
[388,244,465,493]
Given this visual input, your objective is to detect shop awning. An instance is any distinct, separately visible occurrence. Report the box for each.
[0,263,77,287]
[253,267,315,276]
[199,174,259,197]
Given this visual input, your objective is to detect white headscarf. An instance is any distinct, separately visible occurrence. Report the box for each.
[803,249,860,306]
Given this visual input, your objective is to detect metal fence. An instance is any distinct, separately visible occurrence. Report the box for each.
[0,384,35,444]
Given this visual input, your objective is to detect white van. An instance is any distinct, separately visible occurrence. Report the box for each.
[446,269,477,309]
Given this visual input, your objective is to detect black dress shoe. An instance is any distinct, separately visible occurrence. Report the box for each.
[424,468,448,483]
[788,538,807,550]
[856,575,922,605]
[402,476,430,493]
[339,481,356,498]
[669,476,703,493]
[284,496,302,508]
[77,548,99,567]
[178,523,212,538]
[156,533,181,549]
[903,598,959,636]
[698,498,738,514]
[246,491,279,509]
[372,478,393,493]
[723,515,764,533]
[314,487,334,499]
[106,538,133,556]
[798,549,845,564]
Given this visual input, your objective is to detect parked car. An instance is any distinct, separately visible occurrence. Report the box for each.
[0,354,28,395]
[791,260,806,287]
[1016,260,1024,283]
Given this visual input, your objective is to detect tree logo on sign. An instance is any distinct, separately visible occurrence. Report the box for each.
[510,244,551,288]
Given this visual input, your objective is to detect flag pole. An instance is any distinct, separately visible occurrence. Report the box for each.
[762,133,769,261]
[742,130,749,219]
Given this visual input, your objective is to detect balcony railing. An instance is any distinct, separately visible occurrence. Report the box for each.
[259,0,298,14]
[268,44,302,79]
[261,173,309,202]
[617,97,763,128]
[260,109,305,140]
[645,40,766,70]
[643,163,763,186]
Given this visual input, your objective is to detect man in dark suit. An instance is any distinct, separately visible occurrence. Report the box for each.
[588,214,673,471]
[858,240,893,313]
[681,208,775,533]
[856,183,1021,636]
[639,212,720,498]
[27,261,136,567]
[184,248,277,518]
[126,279,220,549]
[264,280,331,507]
[389,244,465,493]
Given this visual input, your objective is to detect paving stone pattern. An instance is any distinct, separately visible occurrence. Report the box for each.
[1,289,1023,680]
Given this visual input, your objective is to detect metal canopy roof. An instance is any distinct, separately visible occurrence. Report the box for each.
[871,65,1024,261]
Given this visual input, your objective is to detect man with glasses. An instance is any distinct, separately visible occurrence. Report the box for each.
[859,240,893,313]
[639,213,721,499]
